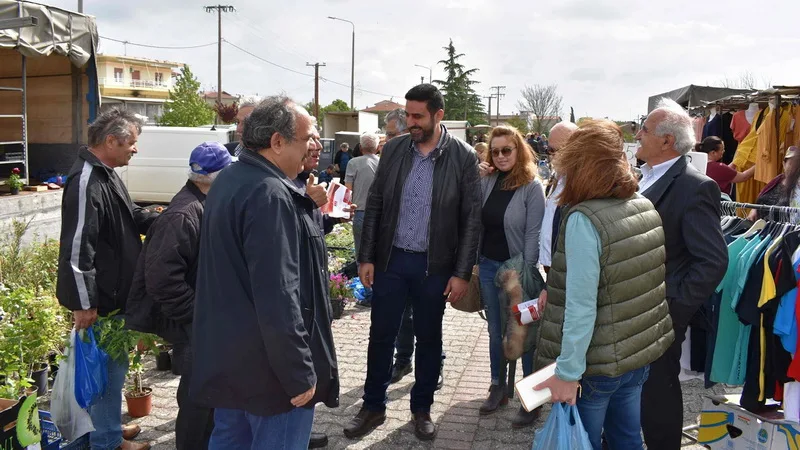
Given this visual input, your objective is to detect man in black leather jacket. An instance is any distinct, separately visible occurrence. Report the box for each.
[343,84,482,441]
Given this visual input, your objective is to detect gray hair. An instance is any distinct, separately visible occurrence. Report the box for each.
[187,169,220,185]
[385,108,407,132]
[360,132,380,152]
[238,96,261,109]
[653,98,695,155]
[88,108,144,147]
[241,95,298,150]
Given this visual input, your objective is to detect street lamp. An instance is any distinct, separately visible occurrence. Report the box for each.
[415,64,432,84]
[328,16,355,110]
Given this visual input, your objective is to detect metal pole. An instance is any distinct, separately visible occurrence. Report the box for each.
[350,28,355,110]
[429,68,432,84]
[216,7,222,124]
[78,0,83,12]
[420,76,424,84]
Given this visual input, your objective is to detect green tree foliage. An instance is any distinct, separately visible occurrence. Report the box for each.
[158,65,214,127]
[506,115,530,134]
[434,39,485,125]
[304,99,351,125]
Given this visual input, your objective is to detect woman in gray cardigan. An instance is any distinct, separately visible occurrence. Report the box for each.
[477,125,545,426]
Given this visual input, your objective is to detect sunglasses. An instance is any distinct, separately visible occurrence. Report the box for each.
[491,147,515,157]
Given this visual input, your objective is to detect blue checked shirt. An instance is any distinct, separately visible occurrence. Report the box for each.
[392,126,447,252]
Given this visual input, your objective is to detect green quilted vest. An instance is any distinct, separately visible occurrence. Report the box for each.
[535,196,675,378]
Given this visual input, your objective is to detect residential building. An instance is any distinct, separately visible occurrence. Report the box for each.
[361,100,405,113]
[96,54,183,123]
[203,91,237,108]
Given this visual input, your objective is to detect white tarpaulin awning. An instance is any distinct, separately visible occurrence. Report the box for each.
[0,0,97,67]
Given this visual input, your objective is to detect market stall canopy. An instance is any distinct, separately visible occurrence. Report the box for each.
[647,85,754,113]
[0,0,97,67]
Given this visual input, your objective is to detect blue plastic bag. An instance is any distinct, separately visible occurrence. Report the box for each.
[73,326,109,409]
[347,277,367,301]
[532,403,592,450]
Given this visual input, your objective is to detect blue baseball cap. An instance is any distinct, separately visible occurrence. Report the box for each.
[189,141,232,175]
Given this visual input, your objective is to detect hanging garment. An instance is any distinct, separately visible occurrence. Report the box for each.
[734,108,769,204]
[694,116,707,143]
[704,114,722,139]
[792,104,800,148]
[722,112,739,164]
[755,106,793,184]
[732,110,753,143]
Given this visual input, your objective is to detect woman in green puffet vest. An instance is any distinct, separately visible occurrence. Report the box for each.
[532,120,674,450]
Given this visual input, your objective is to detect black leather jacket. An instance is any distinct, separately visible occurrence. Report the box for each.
[358,128,482,280]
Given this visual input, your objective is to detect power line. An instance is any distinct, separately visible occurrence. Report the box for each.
[100,35,217,49]
[223,39,315,78]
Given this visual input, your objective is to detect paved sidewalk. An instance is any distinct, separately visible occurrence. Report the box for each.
[129,305,730,449]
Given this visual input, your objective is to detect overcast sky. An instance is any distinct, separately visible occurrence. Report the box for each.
[47,0,800,122]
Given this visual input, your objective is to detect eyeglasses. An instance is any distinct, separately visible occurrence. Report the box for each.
[491,147,515,157]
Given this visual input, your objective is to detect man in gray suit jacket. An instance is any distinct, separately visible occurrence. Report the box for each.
[636,98,728,450]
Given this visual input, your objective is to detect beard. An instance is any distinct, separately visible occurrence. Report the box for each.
[409,121,435,144]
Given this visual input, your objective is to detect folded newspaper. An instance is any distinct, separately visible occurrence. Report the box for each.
[321,182,353,218]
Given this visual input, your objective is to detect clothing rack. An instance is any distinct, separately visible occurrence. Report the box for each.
[721,201,800,223]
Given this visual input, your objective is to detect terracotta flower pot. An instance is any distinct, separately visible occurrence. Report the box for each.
[125,387,153,418]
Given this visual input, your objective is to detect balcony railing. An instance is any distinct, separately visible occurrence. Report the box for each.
[99,78,172,90]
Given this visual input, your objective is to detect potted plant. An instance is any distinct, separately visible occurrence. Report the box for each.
[94,314,160,418]
[328,273,354,320]
[8,167,23,195]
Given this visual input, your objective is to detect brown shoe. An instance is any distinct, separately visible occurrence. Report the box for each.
[116,440,151,450]
[479,384,508,415]
[122,424,141,440]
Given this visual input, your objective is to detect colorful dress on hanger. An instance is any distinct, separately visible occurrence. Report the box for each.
[732,110,753,143]
[755,106,793,184]
[733,109,768,205]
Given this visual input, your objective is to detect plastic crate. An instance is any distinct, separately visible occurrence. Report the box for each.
[39,410,90,450]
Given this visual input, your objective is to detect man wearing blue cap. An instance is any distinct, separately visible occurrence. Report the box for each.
[126,141,233,450]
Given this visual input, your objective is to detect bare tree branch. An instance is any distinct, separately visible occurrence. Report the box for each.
[517,84,563,134]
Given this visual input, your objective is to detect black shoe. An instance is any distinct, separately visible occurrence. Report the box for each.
[308,432,328,449]
[355,299,371,308]
[343,408,386,439]
[479,384,508,415]
[412,412,436,441]
[390,363,412,384]
[435,369,444,391]
[511,405,541,429]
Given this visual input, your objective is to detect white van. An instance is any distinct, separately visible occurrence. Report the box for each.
[116,126,234,203]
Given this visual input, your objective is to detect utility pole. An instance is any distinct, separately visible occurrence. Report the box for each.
[483,95,496,124]
[420,76,425,84]
[205,5,235,124]
[77,0,83,12]
[491,85,506,125]
[328,17,355,110]
[306,62,327,123]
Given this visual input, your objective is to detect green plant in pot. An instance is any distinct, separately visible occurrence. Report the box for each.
[94,314,160,418]
[0,286,67,396]
[7,167,23,195]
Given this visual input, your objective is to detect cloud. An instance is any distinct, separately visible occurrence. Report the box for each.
[569,68,606,82]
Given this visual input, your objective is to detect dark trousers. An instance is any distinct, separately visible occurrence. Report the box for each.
[363,249,449,413]
[641,325,686,450]
[175,343,215,450]
[394,302,446,369]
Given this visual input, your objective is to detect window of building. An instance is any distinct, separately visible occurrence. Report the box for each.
[154,72,163,84]
[114,68,123,82]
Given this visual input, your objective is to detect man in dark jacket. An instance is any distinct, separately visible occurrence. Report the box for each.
[56,108,157,450]
[192,95,339,449]
[126,141,232,450]
[344,84,481,441]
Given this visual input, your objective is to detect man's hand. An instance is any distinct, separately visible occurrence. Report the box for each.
[338,204,357,223]
[534,374,580,406]
[478,161,494,177]
[306,173,329,208]
[73,309,98,330]
[291,384,316,407]
[359,263,375,289]
[444,277,469,303]
[538,289,548,313]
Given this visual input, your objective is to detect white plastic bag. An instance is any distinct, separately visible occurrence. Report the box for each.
[51,329,95,441]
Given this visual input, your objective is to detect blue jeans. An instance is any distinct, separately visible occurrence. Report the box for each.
[577,365,650,450]
[352,211,372,301]
[363,249,449,413]
[479,256,533,385]
[88,348,128,450]
[209,406,315,450]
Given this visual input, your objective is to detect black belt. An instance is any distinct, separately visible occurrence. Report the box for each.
[394,246,426,255]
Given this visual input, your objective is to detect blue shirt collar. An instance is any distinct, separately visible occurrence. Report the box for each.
[409,124,447,159]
